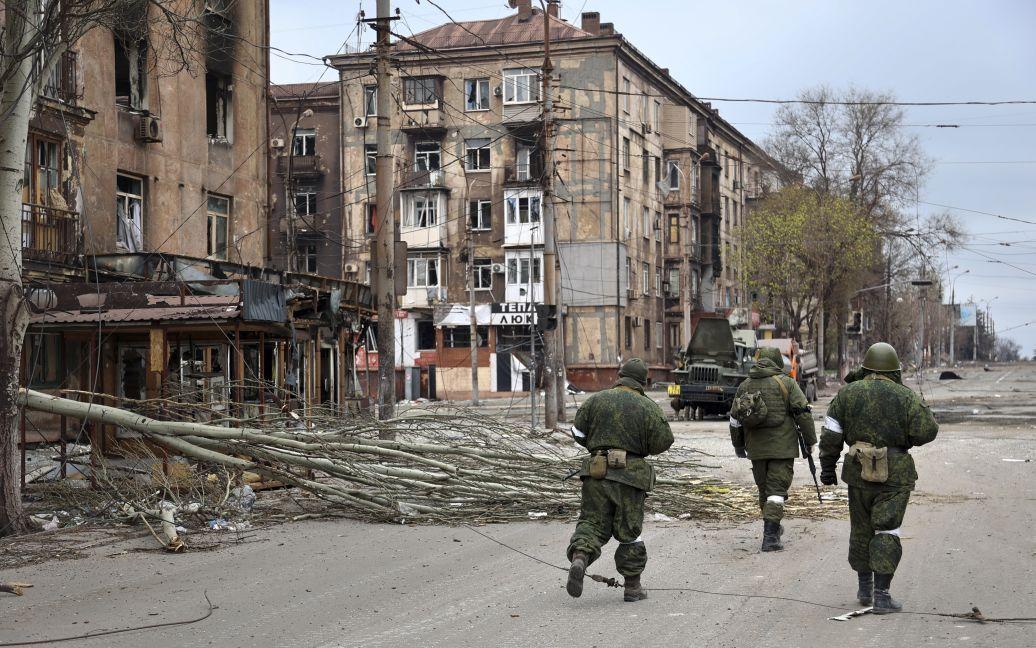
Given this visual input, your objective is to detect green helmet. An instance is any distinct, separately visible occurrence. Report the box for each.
[862,342,902,372]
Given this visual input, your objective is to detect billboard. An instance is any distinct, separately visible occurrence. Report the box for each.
[959,303,978,327]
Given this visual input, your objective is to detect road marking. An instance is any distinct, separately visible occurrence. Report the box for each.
[995,370,1014,384]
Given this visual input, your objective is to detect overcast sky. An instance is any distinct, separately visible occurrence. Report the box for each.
[270,0,1036,357]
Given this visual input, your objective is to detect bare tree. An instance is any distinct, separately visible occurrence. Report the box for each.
[0,0,209,536]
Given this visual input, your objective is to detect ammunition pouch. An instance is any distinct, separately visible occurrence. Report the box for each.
[847,442,889,483]
[588,449,636,478]
[589,454,608,479]
[606,449,628,469]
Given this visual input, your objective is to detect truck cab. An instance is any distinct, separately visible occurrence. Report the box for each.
[669,317,752,420]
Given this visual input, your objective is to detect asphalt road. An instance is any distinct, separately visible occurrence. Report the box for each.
[2,363,1035,647]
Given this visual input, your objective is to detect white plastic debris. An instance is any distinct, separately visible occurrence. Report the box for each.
[678,513,692,520]
[653,513,675,522]
[185,502,201,514]
[42,515,59,531]
[228,485,256,512]
[527,511,548,519]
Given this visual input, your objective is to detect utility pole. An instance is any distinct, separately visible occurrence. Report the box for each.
[468,219,479,405]
[540,0,559,429]
[373,0,396,422]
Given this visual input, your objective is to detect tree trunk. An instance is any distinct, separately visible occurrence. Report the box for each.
[0,2,36,537]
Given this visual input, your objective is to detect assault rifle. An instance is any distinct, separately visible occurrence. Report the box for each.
[798,431,823,504]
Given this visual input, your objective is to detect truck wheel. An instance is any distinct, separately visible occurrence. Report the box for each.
[806,382,817,402]
[694,406,704,421]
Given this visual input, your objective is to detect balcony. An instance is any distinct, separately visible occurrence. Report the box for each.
[276,154,324,177]
[400,168,447,190]
[22,203,79,264]
[401,108,446,134]
[503,161,542,186]
[38,51,80,105]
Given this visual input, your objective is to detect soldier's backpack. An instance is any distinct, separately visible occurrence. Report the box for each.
[731,383,769,427]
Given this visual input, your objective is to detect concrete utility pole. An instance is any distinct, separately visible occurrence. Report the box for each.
[373,0,396,421]
[468,219,479,405]
[540,0,559,429]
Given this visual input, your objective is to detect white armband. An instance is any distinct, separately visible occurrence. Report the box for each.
[571,426,586,439]
[728,417,742,428]
[824,416,842,433]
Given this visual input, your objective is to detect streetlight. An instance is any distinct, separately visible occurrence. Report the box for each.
[948,268,969,366]
[977,296,999,362]
[911,277,934,370]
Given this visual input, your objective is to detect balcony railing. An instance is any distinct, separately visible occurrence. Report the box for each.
[276,154,324,176]
[401,167,447,189]
[22,203,80,263]
[38,51,80,105]
[503,162,542,185]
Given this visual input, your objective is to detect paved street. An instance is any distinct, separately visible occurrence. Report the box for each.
[3,364,1035,647]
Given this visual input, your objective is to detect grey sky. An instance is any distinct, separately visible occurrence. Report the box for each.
[270,0,1036,356]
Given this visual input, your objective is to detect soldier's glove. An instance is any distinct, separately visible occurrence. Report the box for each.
[820,468,837,486]
[734,446,748,459]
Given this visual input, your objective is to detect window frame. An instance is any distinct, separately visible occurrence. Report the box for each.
[473,257,493,290]
[464,138,491,172]
[505,194,541,225]
[641,261,650,295]
[403,76,438,108]
[667,212,680,245]
[365,143,377,176]
[656,321,663,349]
[621,77,630,114]
[642,206,651,239]
[404,193,439,229]
[666,160,680,190]
[299,241,318,273]
[206,193,231,260]
[407,255,441,288]
[116,172,144,251]
[469,199,492,231]
[292,128,315,157]
[294,190,317,216]
[505,252,543,286]
[414,141,441,172]
[464,78,491,111]
[622,137,631,170]
[503,68,539,105]
[364,85,377,116]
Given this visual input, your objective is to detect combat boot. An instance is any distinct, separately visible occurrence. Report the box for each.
[566,552,587,598]
[856,571,874,606]
[761,520,784,552]
[623,575,648,602]
[872,573,902,614]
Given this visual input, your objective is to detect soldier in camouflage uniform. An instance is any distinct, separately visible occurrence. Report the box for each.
[729,347,816,551]
[566,358,674,602]
[819,342,938,614]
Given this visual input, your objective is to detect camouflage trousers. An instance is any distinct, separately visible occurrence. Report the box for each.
[566,478,647,578]
[751,458,794,523]
[848,486,911,575]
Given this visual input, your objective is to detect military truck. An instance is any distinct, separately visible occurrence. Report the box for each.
[669,317,753,420]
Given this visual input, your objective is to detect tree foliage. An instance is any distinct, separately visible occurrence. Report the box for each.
[743,186,878,342]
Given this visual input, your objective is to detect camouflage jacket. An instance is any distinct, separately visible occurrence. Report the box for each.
[729,359,816,459]
[572,377,674,491]
[819,372,938,491]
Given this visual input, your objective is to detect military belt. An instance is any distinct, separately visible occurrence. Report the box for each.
[591,449,645,460]
[885,446,909,455]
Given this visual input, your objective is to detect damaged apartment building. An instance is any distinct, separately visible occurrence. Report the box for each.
[19,1,372,473]
[326,0,777,393]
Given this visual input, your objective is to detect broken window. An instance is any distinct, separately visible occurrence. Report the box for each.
[667,160,680,190]
[292,128,315,156]
[364,85,377,116]
[24,136,62,205]
[365,144,377,175]
[444,326,489,348]
[27,333,61,387]
[465,78,490,111]
[206,72,232,140]
[294,190,316,216]
[403,77,438,106]
[404,194,439,228]
[515,144,538,180]
[416,320,437,350]
[414,141,441,172]
[644,319,651,351]
[465,138,490,171]
[114,31,148,109]
[116,173,144,251]
[407,255,440,288]
[505,195,540,224]
[469,200,491,230]
[473,258,492,290]
[299,241,318,273]
[207,194,230,259]
[364,202,376,235]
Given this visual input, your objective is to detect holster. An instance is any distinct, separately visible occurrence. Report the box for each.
[846,441,888,483]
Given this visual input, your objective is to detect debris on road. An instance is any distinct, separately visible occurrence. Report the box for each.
[0,581,33,596]
[828,607,872,621]
[939,371,963,380]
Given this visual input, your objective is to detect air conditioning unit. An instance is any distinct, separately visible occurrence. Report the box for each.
[493,85,503,97]
[344,263,359,274]
[626,287,636,299]
[136,115,162,143]
[491,263,506,274]
[270,137,285,149]
[353,116,368,128]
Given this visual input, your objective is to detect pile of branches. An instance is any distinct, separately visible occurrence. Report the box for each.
[19,390,837,526]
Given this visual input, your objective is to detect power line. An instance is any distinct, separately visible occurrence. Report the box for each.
[919,201,1036,226]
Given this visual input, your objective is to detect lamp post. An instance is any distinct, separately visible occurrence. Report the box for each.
[978,296,999,361]
[911,277,934,370]
[948,268,969,366]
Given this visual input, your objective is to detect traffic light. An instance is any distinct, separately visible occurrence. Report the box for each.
[535,304,557,332]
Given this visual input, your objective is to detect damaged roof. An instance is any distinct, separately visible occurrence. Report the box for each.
[32,303,241,326]
[396,7,592,51]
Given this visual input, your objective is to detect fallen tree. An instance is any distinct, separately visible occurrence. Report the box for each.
[18,389,838,526]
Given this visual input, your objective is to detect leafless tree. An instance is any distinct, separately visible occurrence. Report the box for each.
[0,0,214,536]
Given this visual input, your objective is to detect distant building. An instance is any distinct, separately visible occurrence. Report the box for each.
[328,0,776,393]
